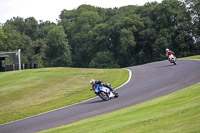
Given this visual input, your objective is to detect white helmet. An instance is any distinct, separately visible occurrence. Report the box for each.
[166,48,169,52]
[90,79,95,84]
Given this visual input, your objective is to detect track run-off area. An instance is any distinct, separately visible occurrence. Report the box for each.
[0,59,200,133]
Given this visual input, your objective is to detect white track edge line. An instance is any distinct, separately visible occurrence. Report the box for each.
[0,68,132,126]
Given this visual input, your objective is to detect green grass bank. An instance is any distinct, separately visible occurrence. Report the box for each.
[179,54,200,59]
[0,67,129,124]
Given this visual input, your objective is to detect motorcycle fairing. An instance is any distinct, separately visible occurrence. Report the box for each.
[95,84,112,97]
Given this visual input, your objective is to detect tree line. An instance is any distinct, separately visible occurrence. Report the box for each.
[0,0,199,68]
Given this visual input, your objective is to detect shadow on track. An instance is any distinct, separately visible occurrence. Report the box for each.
[82,99,105,105]
[82,97,118,105]
[157,64,177,68]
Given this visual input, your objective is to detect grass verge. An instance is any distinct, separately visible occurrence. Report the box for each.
[178,55,200,59]
[39,83,200,133]
[0,67,129,124]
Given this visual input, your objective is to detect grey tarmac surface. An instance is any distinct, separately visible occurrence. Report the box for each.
[0,59,200,133]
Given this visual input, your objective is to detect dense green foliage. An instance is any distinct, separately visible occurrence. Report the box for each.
[0,0,199,68]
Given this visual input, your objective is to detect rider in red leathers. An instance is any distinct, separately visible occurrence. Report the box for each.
[166,48,175,61]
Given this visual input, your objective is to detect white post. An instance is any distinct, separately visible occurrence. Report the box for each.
[18,49,21,70]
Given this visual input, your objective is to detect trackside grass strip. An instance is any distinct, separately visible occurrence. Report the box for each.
[39,83,200,133]
[0,67,129,124]
[178,55,200,59]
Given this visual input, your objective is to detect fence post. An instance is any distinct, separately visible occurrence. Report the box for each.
[18,49,21,70]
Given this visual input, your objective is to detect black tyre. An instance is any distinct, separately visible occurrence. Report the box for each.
[99,92,109,101]
[173,61,176,65]
[114,92,119,98]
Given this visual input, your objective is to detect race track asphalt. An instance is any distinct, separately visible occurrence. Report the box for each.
[0,59,200,133]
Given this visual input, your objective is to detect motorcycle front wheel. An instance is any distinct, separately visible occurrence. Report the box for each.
[99,92,109,101]
[173,60,176,65]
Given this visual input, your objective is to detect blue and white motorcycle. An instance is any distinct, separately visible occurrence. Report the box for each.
[92,84,119,101]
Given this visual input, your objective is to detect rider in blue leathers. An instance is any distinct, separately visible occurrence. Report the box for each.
[90,79,114,92]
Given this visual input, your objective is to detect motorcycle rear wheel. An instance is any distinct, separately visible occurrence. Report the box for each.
[114,91,119,98]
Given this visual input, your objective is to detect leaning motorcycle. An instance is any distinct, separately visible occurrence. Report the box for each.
[168,54,177,65]
[91,84,119,101]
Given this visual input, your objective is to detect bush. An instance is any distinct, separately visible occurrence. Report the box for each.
[89,51,120,68]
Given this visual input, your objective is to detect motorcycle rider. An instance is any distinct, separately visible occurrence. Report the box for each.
[166,48,175,61]
[90,79,115,92]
